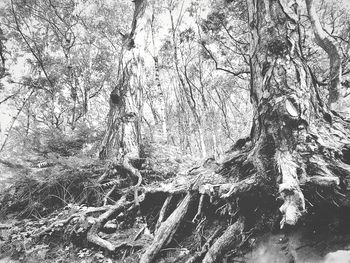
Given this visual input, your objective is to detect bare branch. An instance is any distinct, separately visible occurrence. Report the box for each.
[305,0,342,106]
[201,42,250,77]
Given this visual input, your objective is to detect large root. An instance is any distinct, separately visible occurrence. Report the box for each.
[34,206,111,238]
[122,156,143,206]
[87,195,133,251]
[155,194,173,231]
[276,150,306,228]
[185,227,223,263]
[139,192,194,263]
[202,217,245,263]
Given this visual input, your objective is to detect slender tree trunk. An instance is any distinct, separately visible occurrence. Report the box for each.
[0,89,34,152]
[153,57,168,143]
[0,27,6,79]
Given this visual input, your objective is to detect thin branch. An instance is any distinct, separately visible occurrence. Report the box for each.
[10,0,55,88]
[201,42,250,76]
[0,89,35,152]
[305,0,342,106]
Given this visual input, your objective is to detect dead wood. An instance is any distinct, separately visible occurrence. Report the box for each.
[155,194,173,231]
[202,217,244,263]
[185,227,223,263]
[192,194,205,223]
[139,192,194,263]
[34,206,111,238]
[0,223,12,229]
[198,176,259,199]
[87,195,133,251]
[103,184,117,205]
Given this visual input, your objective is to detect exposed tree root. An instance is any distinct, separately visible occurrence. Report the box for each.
[8,122,350,262]
[122,156,143,206]
[139,192,194,263]
[103,184,117,205]
[87,195,133,251]
[276,150,305,228]
[0,224,12,229]
[198,176,259,199]
[185,227,223,263]
[34,206,111,238]
[192,194,205,223]
[202,217,245,263]
[155,194,173,231]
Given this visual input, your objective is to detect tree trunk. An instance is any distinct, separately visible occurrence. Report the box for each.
[153,56,168,143]
[0,27,6,79]
[236,0,350,227]
[99,0,147,160]
[99,66,139,160]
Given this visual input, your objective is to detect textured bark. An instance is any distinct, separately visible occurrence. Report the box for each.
[202,218,244,263]
[155,195,173,231]
[153,56,168,142]
[99,0,147,160]
[139,192,194,263]
[185,227,223,263]
[239,0,350,227]
[87,195,133,251]
[0,27,6,79]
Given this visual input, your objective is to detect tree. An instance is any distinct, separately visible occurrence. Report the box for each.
[0,26,6,80]
[2,0,350,262]
[141,0,350,262]
[98,0,147,161]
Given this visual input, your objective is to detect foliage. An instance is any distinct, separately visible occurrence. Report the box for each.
[0,157,104,219]
[0,0,350,262]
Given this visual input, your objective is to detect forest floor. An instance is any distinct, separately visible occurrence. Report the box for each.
[1,145,350,263]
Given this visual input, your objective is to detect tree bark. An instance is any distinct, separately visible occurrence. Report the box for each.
[99,0,147,160]
[0,27,6,79]
[140,192,194,263]
[233,0,350,227]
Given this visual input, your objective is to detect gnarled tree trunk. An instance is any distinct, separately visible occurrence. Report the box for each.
[237,0,349,227]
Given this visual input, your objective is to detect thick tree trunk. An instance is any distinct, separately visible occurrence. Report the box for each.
[241,0,350,227]
[78,1,350,262]
[99,0,147,160]
[99,65,140,160]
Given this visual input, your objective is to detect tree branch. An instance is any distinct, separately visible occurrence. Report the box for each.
[305,0,342,106]
[201,42,250,76]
